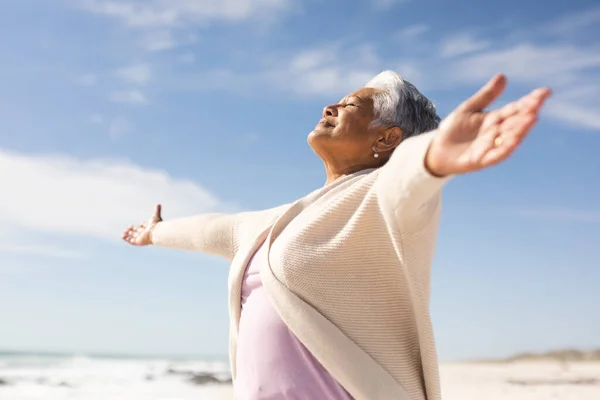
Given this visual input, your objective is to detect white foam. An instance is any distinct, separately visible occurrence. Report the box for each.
[0,354,233,400]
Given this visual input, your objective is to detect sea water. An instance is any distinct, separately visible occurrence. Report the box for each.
[0,351,234,400]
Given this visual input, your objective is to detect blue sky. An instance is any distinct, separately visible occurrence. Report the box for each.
[0,0,599,362]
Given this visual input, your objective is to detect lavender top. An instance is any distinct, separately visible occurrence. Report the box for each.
[234,242,352,400]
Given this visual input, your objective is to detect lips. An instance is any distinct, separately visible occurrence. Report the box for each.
[318,118,334,127]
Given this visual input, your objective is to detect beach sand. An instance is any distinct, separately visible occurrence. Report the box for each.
[440,361,600,400]
[1,356,599,399]
[199,361,600,399]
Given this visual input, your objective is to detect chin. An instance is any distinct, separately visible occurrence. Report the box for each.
[307,129,329,154]
[310,125,334,138]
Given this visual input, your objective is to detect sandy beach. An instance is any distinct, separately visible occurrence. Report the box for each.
[1,352,599,399]
[440,361,600,400]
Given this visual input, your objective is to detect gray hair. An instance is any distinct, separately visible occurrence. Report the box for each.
[365,70,440,139]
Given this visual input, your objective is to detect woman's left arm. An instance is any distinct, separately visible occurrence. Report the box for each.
[376,74,551,230]
[375,131,450,230]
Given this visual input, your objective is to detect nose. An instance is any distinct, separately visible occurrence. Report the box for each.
[322,104,338,118]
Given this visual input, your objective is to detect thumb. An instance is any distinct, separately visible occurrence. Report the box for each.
[459,74,507,112]
[152,204,162,222]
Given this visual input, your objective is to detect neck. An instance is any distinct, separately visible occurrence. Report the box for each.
[323,161,377,186]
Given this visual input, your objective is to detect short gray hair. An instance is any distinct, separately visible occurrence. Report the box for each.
[365,70,440,139]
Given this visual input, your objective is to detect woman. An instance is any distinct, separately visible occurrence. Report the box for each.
[122,71,550,400]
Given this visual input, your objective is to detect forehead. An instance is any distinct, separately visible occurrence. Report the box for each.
[338,87,378,103]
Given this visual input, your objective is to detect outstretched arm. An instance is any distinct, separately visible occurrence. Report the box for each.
[377,74,551,229]
[122,204,239,260]
[151,213,239,259]
[122,204,288,261]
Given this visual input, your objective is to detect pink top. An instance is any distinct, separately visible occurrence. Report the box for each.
[234,242,352,400]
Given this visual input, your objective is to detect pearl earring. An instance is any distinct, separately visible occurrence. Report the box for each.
[373,152,379,158]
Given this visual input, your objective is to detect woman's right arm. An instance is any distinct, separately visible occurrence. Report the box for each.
[151,213,239,260]
[122,204,239,260]
[122,204,288,261]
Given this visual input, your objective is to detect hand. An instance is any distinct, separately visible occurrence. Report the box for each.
[122,204,163,246]
[425,74,552,176]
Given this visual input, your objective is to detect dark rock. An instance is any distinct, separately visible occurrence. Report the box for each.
[0,378,9,386]
[166,367,194,376]
[145,374,155,381]
[188,373,221,385]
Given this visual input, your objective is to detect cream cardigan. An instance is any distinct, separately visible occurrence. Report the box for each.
[152,131,451,400]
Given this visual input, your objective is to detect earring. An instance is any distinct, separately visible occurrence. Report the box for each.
[372,146,379,158]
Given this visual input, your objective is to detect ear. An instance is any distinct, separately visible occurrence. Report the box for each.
[375,127,403,152]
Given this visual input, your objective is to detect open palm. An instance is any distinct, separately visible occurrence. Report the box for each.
[426,74,552,176]
[122,204,162,246]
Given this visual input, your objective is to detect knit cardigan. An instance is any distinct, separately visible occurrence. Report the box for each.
[152,131,451,400]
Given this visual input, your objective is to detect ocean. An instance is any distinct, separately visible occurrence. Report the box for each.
[0,351,234,400]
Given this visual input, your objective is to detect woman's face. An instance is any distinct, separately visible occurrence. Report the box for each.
[308,87,388,165]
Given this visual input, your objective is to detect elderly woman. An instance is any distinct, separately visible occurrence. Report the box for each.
[122,71,550,400]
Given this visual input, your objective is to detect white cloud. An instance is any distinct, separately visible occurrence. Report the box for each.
[0,148,228,242]
[110,90,148,104]
[270,45,382,96]
[541,6,600,36]
[443,41,600,130]
[440,33,490,58]
[449,44,600,85]
[170,43,386,98]
[394,24,430,41]
[80,0,295,27]
[116,63,152,84]
[141,30,176,51]
[545,101,600,130]
[0,244,86,259]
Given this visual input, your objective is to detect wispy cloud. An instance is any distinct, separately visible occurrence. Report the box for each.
[0,244,87,259]
[110,89,148,104]
[80,0,296,27]
[0,148,228,241]
[447,43,600,85]
[140,30,176,51]
[116,63,152,84]
[440,33,490,58]
[394,24,430,41]
[179,43,387,98]
[539,5,600,36]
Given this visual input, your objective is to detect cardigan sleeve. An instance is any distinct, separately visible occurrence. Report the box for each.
[375,130,452,230]
[150,213,239,260]
[150,204,289,261]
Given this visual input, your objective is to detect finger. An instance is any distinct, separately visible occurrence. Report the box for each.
[153,204,162,222]
[121,225,134,240]
[481,114,537,166]
[465,112,502,165]
[459,74,507,112]
[518,88,552,113]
